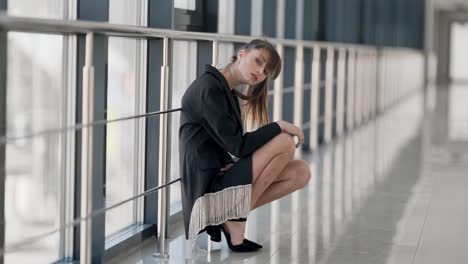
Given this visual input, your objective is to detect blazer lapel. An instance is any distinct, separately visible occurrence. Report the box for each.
[205,65,244,131]
[226,91,244,131]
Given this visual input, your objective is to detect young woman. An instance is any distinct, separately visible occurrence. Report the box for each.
[179,39,311,252]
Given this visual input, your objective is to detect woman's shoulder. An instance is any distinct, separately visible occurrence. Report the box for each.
[191,72,219,88]
[189,65,226,91]
[182,73,220,108]
[186,72,224,98]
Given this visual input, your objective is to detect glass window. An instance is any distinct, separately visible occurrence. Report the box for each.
[174,0,196,10]
[450,23,468,81]
[8,0,63,19]
[106,36,139,236]
[5,32,64,263]
[5,1,67,262]
[106,0,144,238]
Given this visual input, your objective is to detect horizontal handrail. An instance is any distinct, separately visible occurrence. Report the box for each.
[0,107,182,145]
[0,177,181,255]
[0,15,420,52]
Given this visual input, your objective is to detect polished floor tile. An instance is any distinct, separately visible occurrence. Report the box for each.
[108,85,468,264]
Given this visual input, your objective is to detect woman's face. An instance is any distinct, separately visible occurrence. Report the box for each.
[237,48,270,86]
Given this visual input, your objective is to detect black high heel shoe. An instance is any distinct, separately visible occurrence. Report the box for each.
[219,224,259,252]
[228,218,263,249]
[206,221,262,252]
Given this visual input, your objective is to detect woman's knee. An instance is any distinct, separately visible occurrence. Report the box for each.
[295,160,311,188]
[272,132,296,157]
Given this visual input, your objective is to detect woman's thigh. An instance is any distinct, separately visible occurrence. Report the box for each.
[251,132,296,182]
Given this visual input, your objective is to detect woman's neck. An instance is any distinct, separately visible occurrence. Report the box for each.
[221,65,241,90]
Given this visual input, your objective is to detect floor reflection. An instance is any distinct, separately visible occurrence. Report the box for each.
[110,88,457,264]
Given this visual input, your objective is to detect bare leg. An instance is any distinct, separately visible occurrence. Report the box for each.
[251,159,311,210]
[224,151,292,245]
[224,133,309,245]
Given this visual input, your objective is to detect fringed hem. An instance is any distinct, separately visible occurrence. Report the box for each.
[188,184,251,240]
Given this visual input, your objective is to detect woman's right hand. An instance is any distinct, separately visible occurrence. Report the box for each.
[276,120,304,148]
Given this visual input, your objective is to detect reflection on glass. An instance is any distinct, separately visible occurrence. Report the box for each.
[333,142,343,232]
[106,0,142,237]
[352,132,361,207]
[322,147,331,248]
[106,37,138,236]
[308,161,317,263]
[291,192,300,262]
[270,201,280,264]
[344,136,353,218]
[369,125,376,190]
[5,32,63,263]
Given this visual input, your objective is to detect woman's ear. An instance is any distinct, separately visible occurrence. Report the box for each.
[238,49,246,58]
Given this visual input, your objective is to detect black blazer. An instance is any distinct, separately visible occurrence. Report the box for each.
[179,65,281,239]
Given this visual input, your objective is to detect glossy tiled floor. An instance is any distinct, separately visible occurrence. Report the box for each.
[108,84,468,264]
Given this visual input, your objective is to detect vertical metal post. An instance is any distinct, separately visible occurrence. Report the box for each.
[80,32,95,264]
[398,52,401,103]
[153,37,170,259]
[386,52,390,108]
[367,50,372,121]
[395,52,398,103]
[346,48,355,130]
[324,46,334,143]
[396,52,401,103]
[386,51,390,110]
[309,45,320,150]
[273,43,284,121]
[146,0,172,230]
[371,49,375,115]
[371,49,377,117]
[61,16,78,264]
[336,48,345,135]
[363,50,369,122]
[212,40,218,67]
[0,5,7,262]
[378,50,385,112]
[135,0,148,225]
[392,53,395,105]
[369,50,373,118]
[61,1,77,259]
[293,45,304,131]
[369,50,374,118]
[354,49,362,126]
[384,52,392,111]
[377,49,382,114]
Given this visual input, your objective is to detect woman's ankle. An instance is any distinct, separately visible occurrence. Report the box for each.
[224,221,245,245]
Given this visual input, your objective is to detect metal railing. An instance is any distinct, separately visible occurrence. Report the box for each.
[0,15,426,263]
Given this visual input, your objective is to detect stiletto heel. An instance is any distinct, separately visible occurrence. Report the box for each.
[219,224,259,252]
[207,238,213,252]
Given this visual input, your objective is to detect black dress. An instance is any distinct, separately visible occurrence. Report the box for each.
[179,65,282,240]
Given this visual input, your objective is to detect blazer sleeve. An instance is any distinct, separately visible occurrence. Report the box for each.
[200,84,282,158]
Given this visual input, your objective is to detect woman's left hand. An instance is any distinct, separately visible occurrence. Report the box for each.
[220,163,234,171]
[276,121,304,148]
[218,163,234,175]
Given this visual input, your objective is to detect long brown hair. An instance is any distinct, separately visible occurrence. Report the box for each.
[228,39,282,129]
